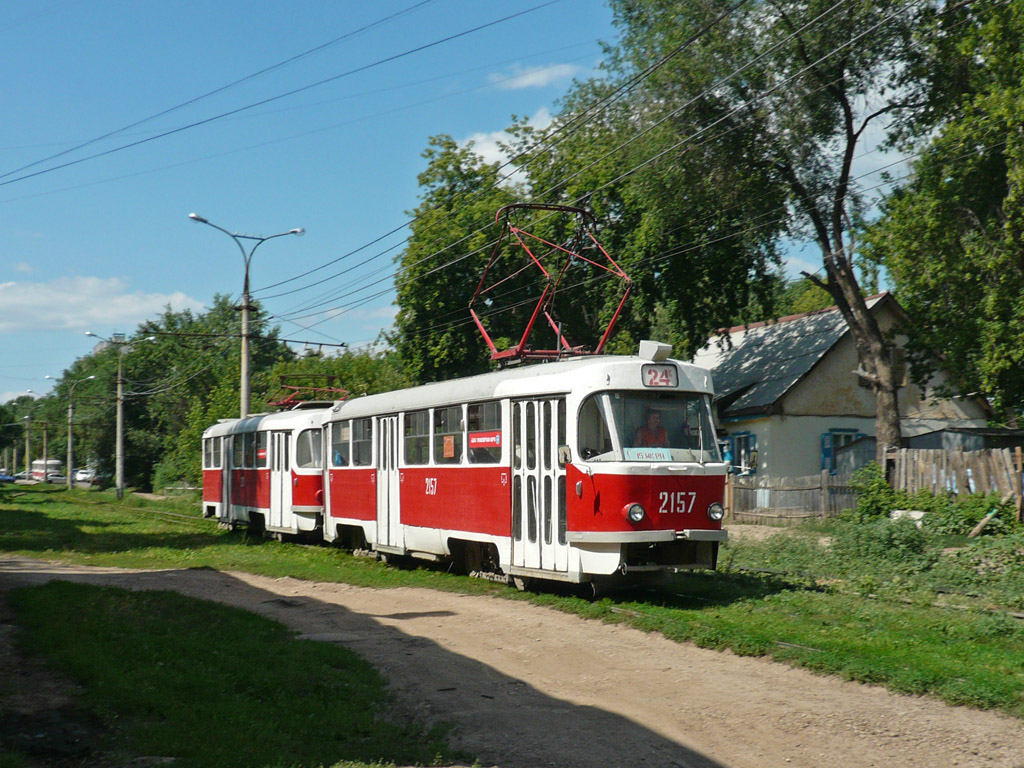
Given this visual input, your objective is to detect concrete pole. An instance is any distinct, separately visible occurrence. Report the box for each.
[116,353,124,500]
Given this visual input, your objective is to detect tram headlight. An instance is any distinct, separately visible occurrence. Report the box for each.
[707,502,725,521]
[624,503,646,523]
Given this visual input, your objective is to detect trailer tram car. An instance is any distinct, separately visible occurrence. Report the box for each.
[322,341,727,588]
[202,404,330,537]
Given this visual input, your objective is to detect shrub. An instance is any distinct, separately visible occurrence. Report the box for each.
[849,463,899,519]
[922,492,1018,537]
[830,517,933,573]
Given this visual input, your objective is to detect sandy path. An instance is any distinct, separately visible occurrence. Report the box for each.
[2,556,1022,768]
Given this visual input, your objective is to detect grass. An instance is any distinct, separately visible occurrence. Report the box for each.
[6,581,459,768]
[3,484,1024,729]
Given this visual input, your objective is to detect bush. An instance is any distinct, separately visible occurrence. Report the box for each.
[922,492,1018,537]
[830,516,933,572]
[849,463,899,519]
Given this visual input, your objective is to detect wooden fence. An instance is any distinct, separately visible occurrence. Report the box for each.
[728,471,857,525]
[886,447,1024,520]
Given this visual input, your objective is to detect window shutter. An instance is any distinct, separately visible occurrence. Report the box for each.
[821,432,833,471]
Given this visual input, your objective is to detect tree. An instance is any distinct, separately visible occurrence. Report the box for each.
[539,0,934,458]
[392,136,520,383]
[865,0,1024,425]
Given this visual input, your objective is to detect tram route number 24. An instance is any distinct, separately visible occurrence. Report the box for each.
[659,490,696,515]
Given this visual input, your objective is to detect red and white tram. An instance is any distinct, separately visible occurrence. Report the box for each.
[323,340,727,587]
[202,404,329,537]
[201,341,728,587]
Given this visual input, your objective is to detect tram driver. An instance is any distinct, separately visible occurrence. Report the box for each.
[633,408,669,448]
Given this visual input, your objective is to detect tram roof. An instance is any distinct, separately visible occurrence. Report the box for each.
[327,353,713,422]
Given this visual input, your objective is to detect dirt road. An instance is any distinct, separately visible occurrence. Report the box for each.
[2,555,1023,768]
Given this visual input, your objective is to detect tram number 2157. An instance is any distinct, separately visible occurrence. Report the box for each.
[659,490,696,515]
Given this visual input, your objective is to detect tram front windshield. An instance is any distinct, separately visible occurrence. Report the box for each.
[578,391,720,463]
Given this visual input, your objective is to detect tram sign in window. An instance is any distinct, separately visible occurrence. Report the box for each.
[642,364,678,388]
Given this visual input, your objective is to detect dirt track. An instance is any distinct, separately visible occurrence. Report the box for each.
[2,555,1023,768]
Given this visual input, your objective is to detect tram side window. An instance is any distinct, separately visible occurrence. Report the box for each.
[467,402,502,464]
[244,432,256,468]
[434,405,463,465]
[296,429,322,469]
[330,421,350,467]
[203,438,221,469]
[231,434,250,469]
[352,418,372,466]
[578,395,612,460]
[404,410,430,465]
[255,431,269,469]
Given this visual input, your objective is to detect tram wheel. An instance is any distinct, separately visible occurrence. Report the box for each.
[465,542,484,574]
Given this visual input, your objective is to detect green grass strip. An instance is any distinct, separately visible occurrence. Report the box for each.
[7,581,459,768]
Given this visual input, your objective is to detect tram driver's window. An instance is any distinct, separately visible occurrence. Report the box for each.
[578,395,613,460]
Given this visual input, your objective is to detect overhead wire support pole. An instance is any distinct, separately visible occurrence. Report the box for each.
[189,214,304,418]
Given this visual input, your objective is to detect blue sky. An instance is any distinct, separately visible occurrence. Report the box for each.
[0,0,619,402]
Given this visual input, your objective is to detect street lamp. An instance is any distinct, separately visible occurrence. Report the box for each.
[48,374,96,489]
[188,212,304,418]
[86,332,155,500]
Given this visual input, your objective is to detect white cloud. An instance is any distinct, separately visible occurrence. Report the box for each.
[0,276,203,333]
[13,262,32,274]
[490,64,581,91]
[461,107,555,169]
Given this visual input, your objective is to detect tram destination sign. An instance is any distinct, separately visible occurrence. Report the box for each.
[641,364,678,388]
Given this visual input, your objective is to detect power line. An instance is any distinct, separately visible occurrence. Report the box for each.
[0,0,566,189]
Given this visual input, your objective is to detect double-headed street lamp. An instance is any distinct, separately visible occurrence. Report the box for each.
[188,213,304,418]
[86,332,155,500]
[48,374,96,489]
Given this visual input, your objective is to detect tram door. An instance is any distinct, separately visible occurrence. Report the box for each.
[511,399,568,572]
[376,416,403,549]
[269,431,290,529]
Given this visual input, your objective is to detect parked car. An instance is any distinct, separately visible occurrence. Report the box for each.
[13,470,27,480]
[45,473,67,484]
[0,472,15,484]
[74,468,96,483]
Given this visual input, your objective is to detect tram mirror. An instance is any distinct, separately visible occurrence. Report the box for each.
[557,445,572,466]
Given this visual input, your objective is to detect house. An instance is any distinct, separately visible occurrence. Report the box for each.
[690,293,989,478]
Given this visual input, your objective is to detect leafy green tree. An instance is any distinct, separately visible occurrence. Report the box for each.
[865,0,1024,425]
[530,0,940,456]
[392,135,520,382]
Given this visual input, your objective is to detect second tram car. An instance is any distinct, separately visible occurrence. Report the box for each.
[202,404,329,537]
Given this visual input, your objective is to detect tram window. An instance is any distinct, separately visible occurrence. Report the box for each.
[404,410,430,465]
[526,402,537,470]
[231,434,244,468]
[296,429,322,469]
[203,438,221,469]
[330,421,350,467]
[512,475,522,541]
[244,432,256,468]
[433,405,463,465]
[255,431,269,469]
[513,403,522,470]
[543,475,552,544]
[527,475,538,542]
[542,401,552,470]
[468,402,502,464]
[352,419,372,466]
[578,396,613,460]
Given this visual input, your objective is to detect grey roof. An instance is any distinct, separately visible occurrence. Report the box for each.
[697,299,884,418]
